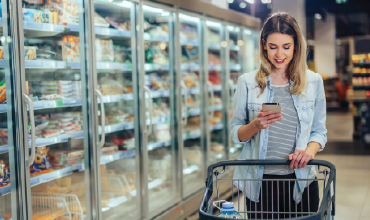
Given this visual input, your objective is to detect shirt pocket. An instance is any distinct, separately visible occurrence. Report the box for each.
[300,101,314,123]
[247,103,262,122]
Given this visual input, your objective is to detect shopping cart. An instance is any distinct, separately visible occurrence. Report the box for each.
[199,160,336,220]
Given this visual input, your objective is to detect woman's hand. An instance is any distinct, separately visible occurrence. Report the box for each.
[254,109,283,130]
[288,149,314,169]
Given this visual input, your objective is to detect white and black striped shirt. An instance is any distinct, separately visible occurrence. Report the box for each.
[264,84,298,175]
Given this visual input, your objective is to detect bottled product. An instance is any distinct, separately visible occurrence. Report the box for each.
[217,202,243,219]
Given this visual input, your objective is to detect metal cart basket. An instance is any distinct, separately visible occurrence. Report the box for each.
[199,160,335,220]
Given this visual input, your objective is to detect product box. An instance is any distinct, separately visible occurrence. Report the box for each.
[57,0,79,25]
[24,46,37,60]
[62,36,80,62]
[0,46,4,60]
[95,39,114,62]
[22,8,44,23]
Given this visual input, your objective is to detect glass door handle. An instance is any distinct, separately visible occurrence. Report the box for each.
[229,80,234,114]
[207,81,214,119]
[181,84,188,126]
[23,94,36,166]
[95,89,105,148]
[143,86,153,136]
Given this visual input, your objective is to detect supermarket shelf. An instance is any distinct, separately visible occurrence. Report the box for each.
[208,43,221,50]
[95,26,131,38]
[183,165,199,175]
[23,20,65,34]
[352,99,370,103]
[352,73,370,77]
[229,45,240,51]
[99,94,134,103]
[211,85,222,91]
[353,85,370,90]
[208,65,222,71]
[147,140,171,151]
[180,40,199,46]
[144,63,170,71]
[149,90,170,98]
[353,61,370,66]
[68,62,132,71]
[24,60,66,69]
[183,129,201,140]
[186,105,222,117]
[144,33,169,42]
[210,123,223,131]
[186,88,200,95]
[230,64,241,71]
[181,63,200,70]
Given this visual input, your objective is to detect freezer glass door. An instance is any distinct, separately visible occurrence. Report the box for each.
[206,20,226,165]
[179,13,204,197]
[142,5,177,215]
[0,2,15,219]
[243,29,255,73]
[93,0,140,218]
[21,1,89,219]
[228,25,243,160]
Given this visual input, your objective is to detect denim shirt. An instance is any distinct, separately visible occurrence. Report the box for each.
[231,69,327,203]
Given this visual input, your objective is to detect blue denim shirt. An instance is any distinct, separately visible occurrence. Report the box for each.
[231,69,327,203]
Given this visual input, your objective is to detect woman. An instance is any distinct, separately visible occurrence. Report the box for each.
[230,12,327,219]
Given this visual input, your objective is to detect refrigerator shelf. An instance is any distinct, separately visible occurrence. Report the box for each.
[183,129,201,140]
[208,43,221,50]
[147,140,171,151]
[181,63,200,71]
[210,123,223,131]
[182,88,200,95]
[209,85,222,91]
[208,64,222,71]
[95,26,132,38]
[68,62,133,71]
[186,104,222,117]
[183,165,199,175]
[144,33,169,42]
[229,45,240,51]
[230,64,241,71]
[180,40,199,47]
[144,63,170,71]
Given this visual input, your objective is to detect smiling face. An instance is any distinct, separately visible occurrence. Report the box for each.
[263,33,295,72]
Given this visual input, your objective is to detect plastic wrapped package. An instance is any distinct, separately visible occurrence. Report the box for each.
[30,146,54,176]
[62,36,80,62]
[0,82,6,103]
[95,39,114,62]
[56,0,79,25]
[25,46,37,60]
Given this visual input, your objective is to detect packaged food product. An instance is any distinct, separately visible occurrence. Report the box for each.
[0,46,4,60]
[101,144,118,155]
[0,82,6,103]
[95,39,114,62]
[94,13,109,27]
[41,128,64,138]
[25,46,37,60]
[0,159,10,187]
[62,36,80,62]
[56,0,79,25]
[49,149,84,160]
[0,129,8,146]
[22,8,44,23]
[30,146,53,176]
[105,16,123,30]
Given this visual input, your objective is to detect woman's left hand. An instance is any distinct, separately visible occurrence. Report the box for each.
[288,149,314,169]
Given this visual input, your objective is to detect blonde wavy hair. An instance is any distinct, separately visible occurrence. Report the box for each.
[257,12,307,97]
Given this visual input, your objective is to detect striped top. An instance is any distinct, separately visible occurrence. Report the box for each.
[264,84,298,175]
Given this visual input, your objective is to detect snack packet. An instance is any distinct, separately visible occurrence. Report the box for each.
[30,146,54,176]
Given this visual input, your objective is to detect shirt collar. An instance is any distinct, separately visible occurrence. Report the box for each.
[266,75,294,89]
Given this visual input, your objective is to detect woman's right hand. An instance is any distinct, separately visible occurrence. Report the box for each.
[254,109,283,130]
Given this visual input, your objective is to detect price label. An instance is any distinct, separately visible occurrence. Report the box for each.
[43,61,54,69]
[126,63,132,70]
[57,61,65,69]
[56,100,63,107]
[186,133,190,139]
[43,101,56,108]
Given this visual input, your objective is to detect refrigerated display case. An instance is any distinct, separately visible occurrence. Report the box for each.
[205,19,227,165]
[141,3,179,218]
[227,25,243,160]
[92,0,141,219]
[178,12,205,199]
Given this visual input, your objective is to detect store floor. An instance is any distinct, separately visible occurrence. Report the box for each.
[189,112,370,220]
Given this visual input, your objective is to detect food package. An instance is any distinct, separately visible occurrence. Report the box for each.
[56,0,79,25]
[154,123,170,143]
[62,36,80,62]
[30,146,54,176]
[25,46,37,60]
[0,82,6,103]
[0,158,10,188]
[0,46,4,60]
[22,8,44,23]
[101,143,118,155]
[211,143,224,152]
[184,146,202,166]
[113,45,131,64]
[48,149,84,161]
[0,129,8,146]
[95,39,114,62]
[41,2,60,24]
[94,12,109,27]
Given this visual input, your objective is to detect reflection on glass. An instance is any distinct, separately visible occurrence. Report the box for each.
[180,14,204,198]
[20,0,86,218]
[228,25,243,160]
[93,1,139,219]
[206,21,225,165]
[143,5,176,215]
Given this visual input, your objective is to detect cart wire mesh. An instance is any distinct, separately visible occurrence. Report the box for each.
[199,160,335,220]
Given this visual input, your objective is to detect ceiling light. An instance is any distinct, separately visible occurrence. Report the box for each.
[244,29,252,35]
[245,0,254,3]
[227,0,234,3]
[315,13,322,20]
[118,0,132,8]
[227,26,235,31]
[239,2,247,8]
[143,5,163,13]
[206,20,221,28]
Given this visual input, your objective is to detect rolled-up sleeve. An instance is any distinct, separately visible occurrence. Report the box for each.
[230,76,250,143]
[308,76,327,151]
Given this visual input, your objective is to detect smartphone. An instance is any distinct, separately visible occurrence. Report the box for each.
[262,103,281,113]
